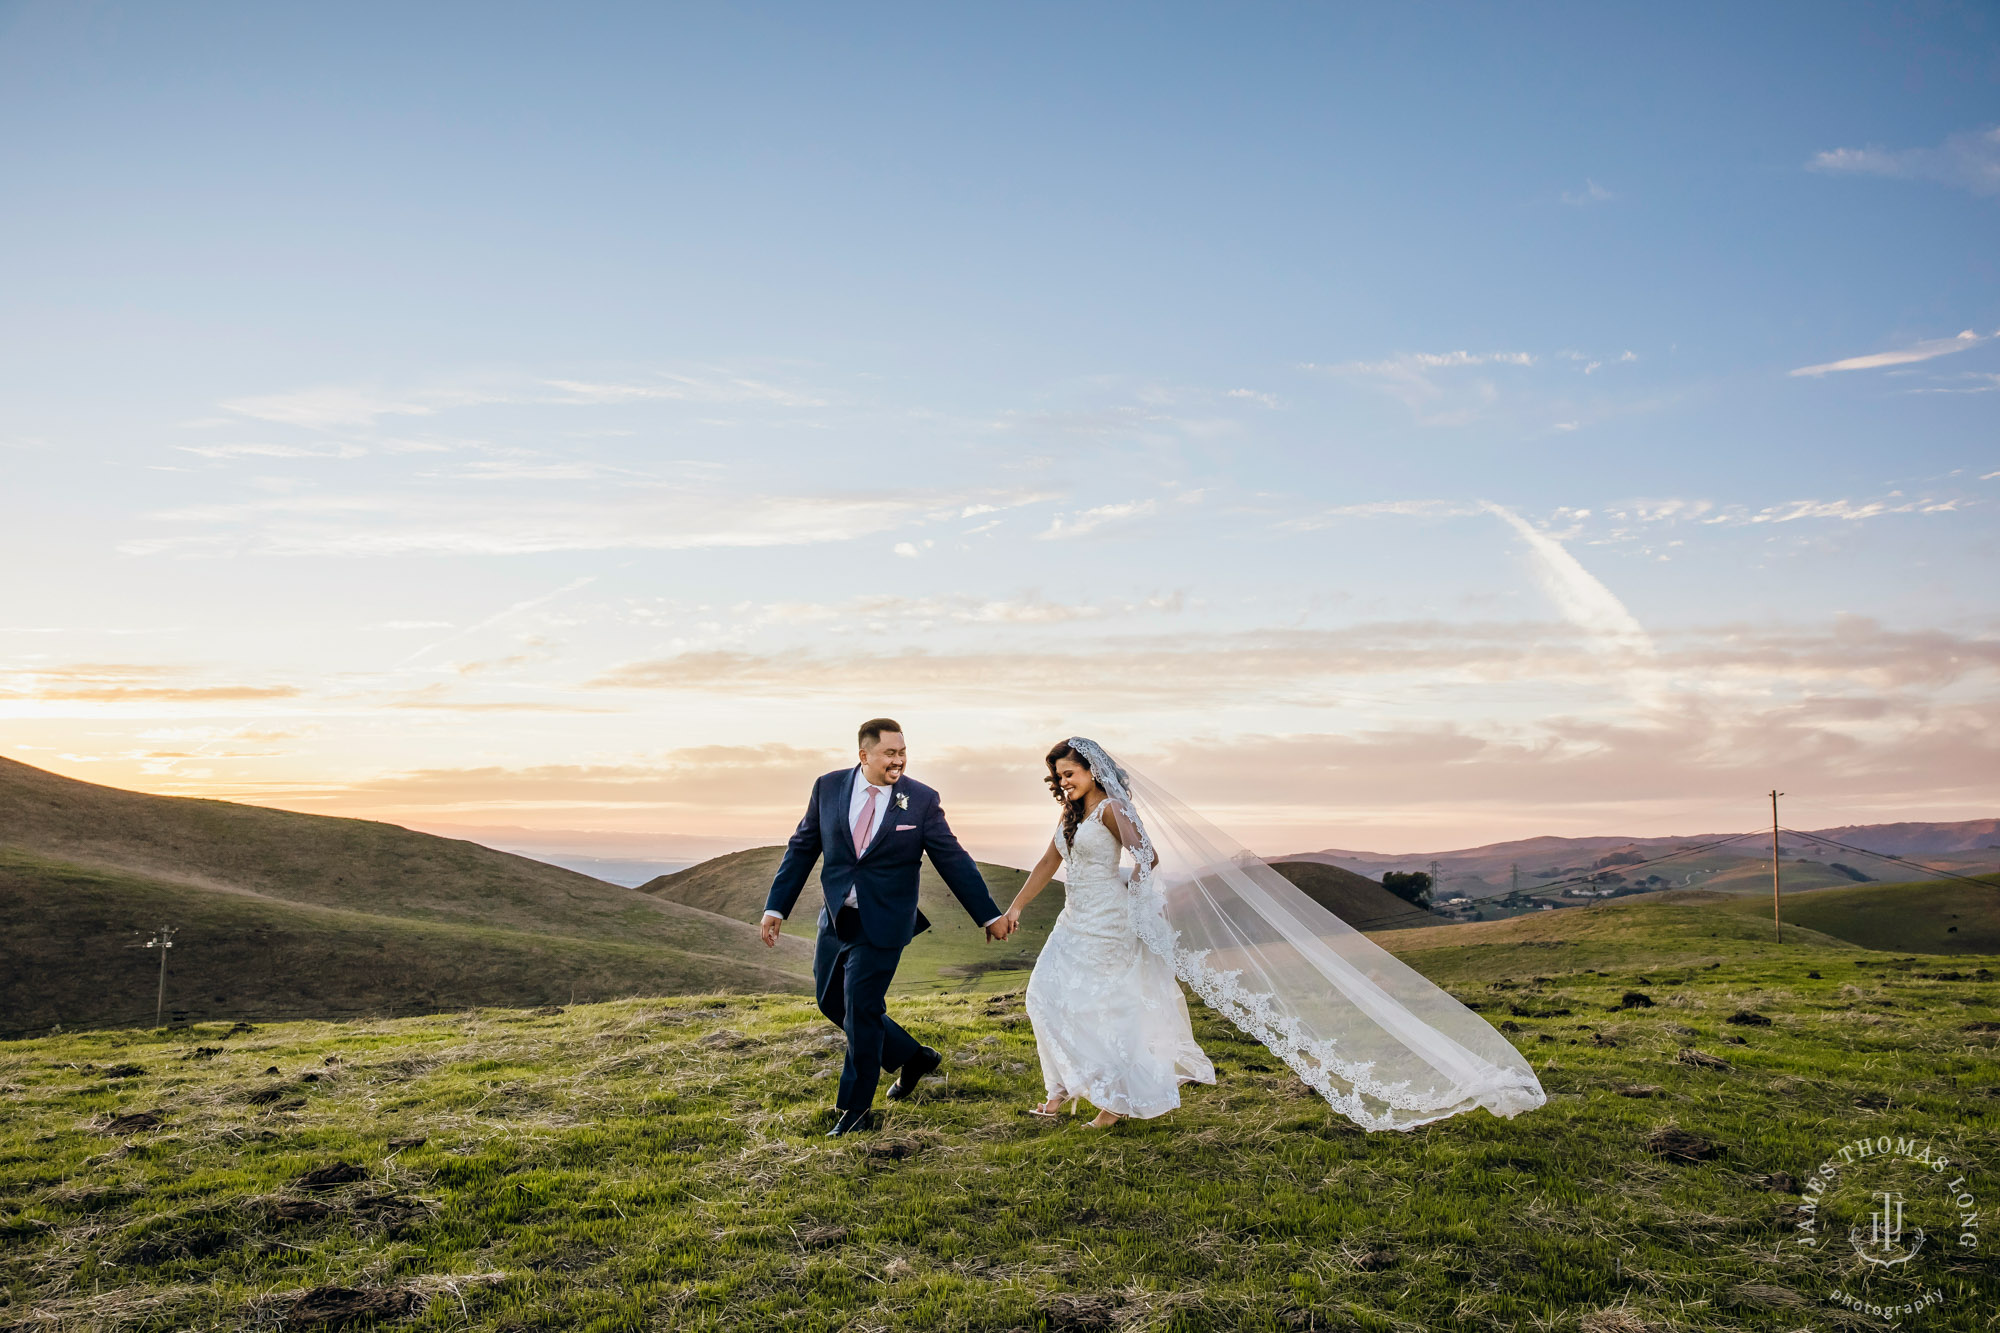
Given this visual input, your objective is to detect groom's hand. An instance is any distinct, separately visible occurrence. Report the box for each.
[759,914,782,948]
[985,917,1014,942]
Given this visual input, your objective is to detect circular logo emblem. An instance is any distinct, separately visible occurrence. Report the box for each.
[1789,1132,1981,1324]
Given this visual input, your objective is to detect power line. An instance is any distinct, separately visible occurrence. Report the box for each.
[1777,828,2000,891]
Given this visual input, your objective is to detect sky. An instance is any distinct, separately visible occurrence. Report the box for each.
[2,2,1996,871]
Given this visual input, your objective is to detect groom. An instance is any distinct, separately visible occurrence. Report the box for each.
[760,718,1013,1136]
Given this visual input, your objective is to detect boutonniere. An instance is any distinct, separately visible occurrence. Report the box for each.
[894,793,909,810]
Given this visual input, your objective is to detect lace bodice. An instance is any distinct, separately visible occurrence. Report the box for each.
[1055,801,1138,939]
[1059,800,1125,878]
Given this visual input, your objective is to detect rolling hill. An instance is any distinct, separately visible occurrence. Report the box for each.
[1265,858,1432,929]
[0,757,809,1034]
[1296,816,2000,899]
[640,846,1050,993]
[1377,891,1866,987]
[1704,873,2000,955]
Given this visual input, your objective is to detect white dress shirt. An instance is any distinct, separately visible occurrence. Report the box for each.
[764,766,1002,927]
[843,767,894,906]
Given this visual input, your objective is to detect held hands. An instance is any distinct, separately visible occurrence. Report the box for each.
[985,907,1023,942]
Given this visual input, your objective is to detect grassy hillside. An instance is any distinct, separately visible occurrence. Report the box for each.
[2,904,1995,1331]
[0,759,810,1033]
[0,850,807,1037]
[642,846,1051,993]
[1380,894,1867,989]
[1704,874,2000,955]
[0,757,766,954]
[1266,859,1427,929]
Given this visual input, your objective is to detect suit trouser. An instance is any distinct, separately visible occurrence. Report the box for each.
[814,905,920,1111]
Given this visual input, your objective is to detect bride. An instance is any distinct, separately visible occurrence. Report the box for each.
[1003,740,1215,1128]
[1000,737,1547,1133]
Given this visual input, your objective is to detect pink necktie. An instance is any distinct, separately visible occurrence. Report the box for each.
[854,786,879,854]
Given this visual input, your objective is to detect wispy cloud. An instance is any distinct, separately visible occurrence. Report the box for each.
[738,591,1179,628]
[123,486,1059,559]
[217,367,832,433]
[1037,499,1157,540]
[0,662,303,705]
[541,373,828,409]
[1280,499,1483,531]
[179,442,369,461]
[1482,502,1653,656]
[221,386,450,430]
[29,684,303,703]
[1306,350,1537,425]
[1557,349,1638,375]
[1561,179,1614,205]
[1907,372,2000,396]
[397,577,597,669]
[1808,125,2000,196]
[1790,329,1995,377]
[385,684,619,714]
[1740,497,1963,523]
[581,617,2000,706]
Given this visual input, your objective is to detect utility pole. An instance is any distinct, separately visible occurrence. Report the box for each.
[1768,791,1783,944]
[143,926,176,1027]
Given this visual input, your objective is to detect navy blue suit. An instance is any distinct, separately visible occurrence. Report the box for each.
[765,767,1001,1110]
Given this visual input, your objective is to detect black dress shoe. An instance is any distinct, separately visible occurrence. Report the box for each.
[826,1108,874,1137]
[885,1045,941,1101]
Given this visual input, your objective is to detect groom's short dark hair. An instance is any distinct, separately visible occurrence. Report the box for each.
[858,717,903,747]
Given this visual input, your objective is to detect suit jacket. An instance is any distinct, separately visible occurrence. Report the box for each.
[764,767,1001,950]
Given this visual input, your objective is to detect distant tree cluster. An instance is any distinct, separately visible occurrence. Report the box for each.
[1381,871,1433,909]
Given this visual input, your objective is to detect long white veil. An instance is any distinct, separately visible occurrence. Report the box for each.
[1065,737,1547,1132]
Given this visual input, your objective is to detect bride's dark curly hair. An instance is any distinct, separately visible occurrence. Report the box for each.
[1045,740,1098,849]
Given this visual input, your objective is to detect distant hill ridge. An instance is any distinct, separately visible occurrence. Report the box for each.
[1296,817,2000,869]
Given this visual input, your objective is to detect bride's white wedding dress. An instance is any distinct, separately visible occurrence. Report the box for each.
[1025,798,1215,1118]
[1024,737,1547,1133]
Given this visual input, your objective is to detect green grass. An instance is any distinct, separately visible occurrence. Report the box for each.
[0,850,810,1036]
[0,754,776,960]
[4,899,1997,1331]
[1703,875,2000,955]
[0,758,810,1033]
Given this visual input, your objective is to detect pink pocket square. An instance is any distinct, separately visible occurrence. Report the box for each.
[895,823,917,831]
